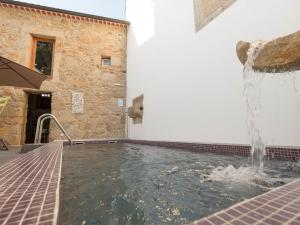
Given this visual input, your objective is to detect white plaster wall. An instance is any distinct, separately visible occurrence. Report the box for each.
[126,0,300,146]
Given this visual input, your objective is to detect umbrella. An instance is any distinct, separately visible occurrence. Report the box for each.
[0,55,48,89]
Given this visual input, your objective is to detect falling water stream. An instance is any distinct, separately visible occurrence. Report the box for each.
[243,40,266,169]
[209,41,276,184]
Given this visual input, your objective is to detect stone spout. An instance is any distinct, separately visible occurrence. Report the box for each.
[236,30,300,73]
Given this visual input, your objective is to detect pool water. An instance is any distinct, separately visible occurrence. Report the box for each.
[60,144,300,225]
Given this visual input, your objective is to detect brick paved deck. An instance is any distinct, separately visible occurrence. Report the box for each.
[0,149,20,167]
[0,142,62,225]
[189,179,300,225]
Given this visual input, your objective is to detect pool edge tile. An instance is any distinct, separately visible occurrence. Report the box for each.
[0,142,63,225]
[52,142,62,225]
[188,179,300,225]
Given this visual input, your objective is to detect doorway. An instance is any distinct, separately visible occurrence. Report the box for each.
[25,93,52,144]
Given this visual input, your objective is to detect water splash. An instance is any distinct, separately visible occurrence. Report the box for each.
[207,41,300,185]
[208,41,267,184]
[243,40,266,169]
[208,165,267,184]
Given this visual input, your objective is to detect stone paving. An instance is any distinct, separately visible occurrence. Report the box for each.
[0,149,20,167]
[189,179,300,225]
[0,142,62,225]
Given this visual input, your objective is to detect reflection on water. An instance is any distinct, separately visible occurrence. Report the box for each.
[60,144,299,225]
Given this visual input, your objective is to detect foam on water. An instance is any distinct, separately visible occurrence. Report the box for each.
[208,41,268,184]
[208,165,266,184]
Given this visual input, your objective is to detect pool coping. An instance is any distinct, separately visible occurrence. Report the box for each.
[188,179,300,225]
[0,141,63,225]
[64,139,300,161]
[125,140,300,161]
[0,140,299,225]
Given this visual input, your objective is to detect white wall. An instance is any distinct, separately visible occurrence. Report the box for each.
[126,0,300,146]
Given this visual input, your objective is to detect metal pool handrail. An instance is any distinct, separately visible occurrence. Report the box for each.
[34,113,54,143]
[34,113,72,145]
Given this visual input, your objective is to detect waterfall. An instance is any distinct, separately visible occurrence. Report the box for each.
[208,41,268,184]
[243,40,266,169]
[208,40,299,184]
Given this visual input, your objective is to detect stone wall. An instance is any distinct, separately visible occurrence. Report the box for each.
[0,4,128,145]
[194,0,237,32]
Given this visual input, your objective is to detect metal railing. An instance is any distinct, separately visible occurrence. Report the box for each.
[34,113,72,145]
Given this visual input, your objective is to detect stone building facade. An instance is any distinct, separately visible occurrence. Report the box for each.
[0,1,128,145]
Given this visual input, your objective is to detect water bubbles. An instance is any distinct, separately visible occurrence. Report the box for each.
[160,166,180,175]
[94,200,104,210]
[207,165,267,184]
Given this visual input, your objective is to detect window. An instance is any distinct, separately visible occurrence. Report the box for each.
[101,56,111,66]
[31,37,55,76]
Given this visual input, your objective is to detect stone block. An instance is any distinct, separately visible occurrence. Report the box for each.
[236,30,300,73]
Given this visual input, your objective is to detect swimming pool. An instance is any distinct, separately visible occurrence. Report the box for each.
[59,143,299,225]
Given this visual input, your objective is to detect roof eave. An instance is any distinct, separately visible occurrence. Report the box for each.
[0,0,130,25]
